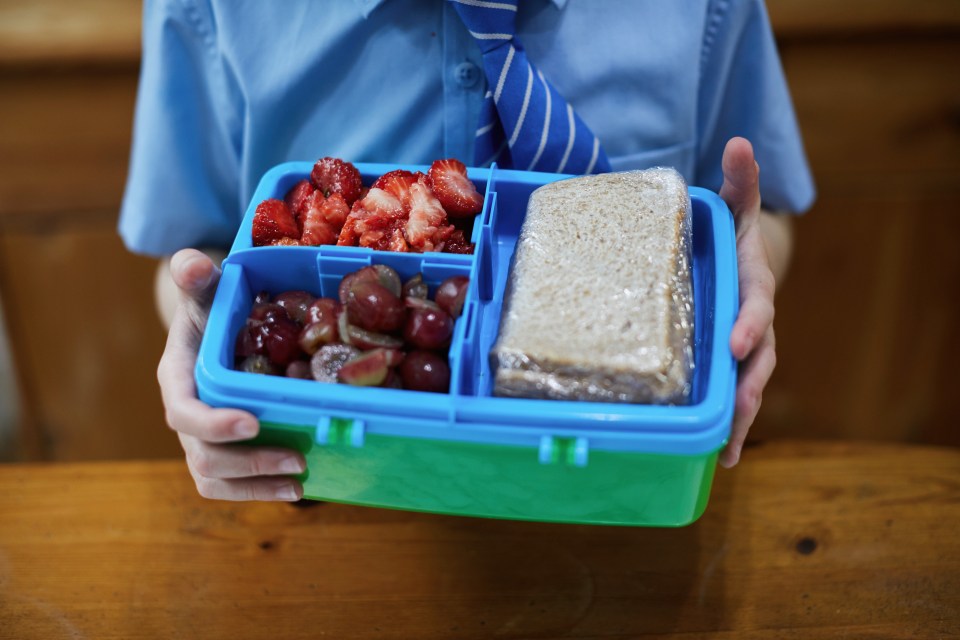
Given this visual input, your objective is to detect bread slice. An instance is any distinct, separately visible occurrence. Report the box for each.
[491,168,695,404]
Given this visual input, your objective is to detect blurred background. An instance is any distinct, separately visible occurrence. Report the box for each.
[0,0,958,463]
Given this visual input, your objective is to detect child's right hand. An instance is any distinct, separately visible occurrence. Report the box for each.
[156,249,306,501]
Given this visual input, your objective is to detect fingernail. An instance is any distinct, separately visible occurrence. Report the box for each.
[232,420,258,439]
[278,455,305,474]
[275,483,301,501]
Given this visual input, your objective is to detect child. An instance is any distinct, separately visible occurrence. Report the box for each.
[124,0,814,501]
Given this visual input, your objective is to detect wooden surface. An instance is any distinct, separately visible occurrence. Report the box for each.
[0,440,957,639]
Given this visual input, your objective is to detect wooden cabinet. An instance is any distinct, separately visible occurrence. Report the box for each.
[0,1,957,461]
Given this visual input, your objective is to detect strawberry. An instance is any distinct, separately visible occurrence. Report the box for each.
[405,179,454,253]
[300,192,351,246]
[284,179,315,229]
[371,169,416,190]
[252,198,299,246]
[311,157,364,206]
[371,169,419,202]
[427,158,484,218]
[442,229,475,255]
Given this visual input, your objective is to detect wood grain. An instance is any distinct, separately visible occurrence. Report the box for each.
[0,441,957,639]
[0,221,179,461]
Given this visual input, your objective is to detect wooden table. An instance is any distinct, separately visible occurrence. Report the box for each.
[0,440,957,639]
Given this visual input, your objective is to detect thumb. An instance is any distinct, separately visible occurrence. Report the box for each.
[170,249,222,308]
[719,137,761,233]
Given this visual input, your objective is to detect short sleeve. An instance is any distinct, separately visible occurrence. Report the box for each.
[696,0,816,213]
[118,0,242,257]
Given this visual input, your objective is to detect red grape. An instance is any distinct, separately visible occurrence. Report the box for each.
[399,350,450,392]
[298,317,339,354]
[435,275,469,319]
[345,280,406,333]
[402,273,428,301]
[311,344,360,383]
[274,290,316,324]
[403,306,453,350]
[305,297,341,324]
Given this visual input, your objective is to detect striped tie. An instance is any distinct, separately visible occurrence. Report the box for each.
[450,0,611,175]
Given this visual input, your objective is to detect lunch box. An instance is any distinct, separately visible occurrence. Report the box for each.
[195,162,738,526]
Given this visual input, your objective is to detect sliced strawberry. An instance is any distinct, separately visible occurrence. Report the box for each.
[371,169,420,208]
[427,158,484,218]
[405,179,454,253]
[319,192,350,228]
[283,179,315,229]
[310,157,364,206]
[252,199,299,246]
[371,169,416,191]
[300,191,350,246]
[336,188,407,250]
[441,229,475,255]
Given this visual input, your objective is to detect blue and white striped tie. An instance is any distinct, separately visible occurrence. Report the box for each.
[450,0,611,175]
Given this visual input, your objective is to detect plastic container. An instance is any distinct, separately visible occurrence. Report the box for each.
[196,162,739,527]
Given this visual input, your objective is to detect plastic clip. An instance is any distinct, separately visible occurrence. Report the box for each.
[538,435,589,467]
[315,416,365,447]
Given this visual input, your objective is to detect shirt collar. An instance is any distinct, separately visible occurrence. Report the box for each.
[352,0,568,20]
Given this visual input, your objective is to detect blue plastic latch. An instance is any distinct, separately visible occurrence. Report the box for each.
[349,419,366,447]
[538,436,589,467]
[315,416,365,447]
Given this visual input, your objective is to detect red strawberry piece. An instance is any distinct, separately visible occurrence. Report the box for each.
[300,191,349,246]
[371,169,421,208]
[441,229,475,254]
[371,169,416,191]
[337,187,409,251]
[427,158,484,218]
[284,179,315,229]
[252,198,299,246]
[310,157,364,206]
[405,179,454,253]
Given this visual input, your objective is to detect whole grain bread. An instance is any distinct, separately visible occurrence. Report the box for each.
[491,168,694,404]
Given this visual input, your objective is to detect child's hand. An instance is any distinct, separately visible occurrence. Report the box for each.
[157,249,306,500]
[718,138,779,468]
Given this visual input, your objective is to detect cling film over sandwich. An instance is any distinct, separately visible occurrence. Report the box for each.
[491,168,695,404]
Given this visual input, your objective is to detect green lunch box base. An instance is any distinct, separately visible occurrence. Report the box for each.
[253,422,720,527]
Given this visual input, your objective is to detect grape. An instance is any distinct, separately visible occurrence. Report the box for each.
[337,348,402,387]
[310,344,361,383]
[274,290,316,324]
[345,280,406,333]
[403,306,453,350]
[435,275,469,319]
[370,264,402,297]
[259,309,303,366]
[298,317,339,354]
[249,301,286,322]
[239,354,280,376]
[341,323,405,350]
[285,360,313,379]
[402,273,428,301]
[305,297,341,324]
[238,303,302,364]
[253,290,272,305]
[235,324,262,359]
[399,350,450,392]
[338,264,402,303]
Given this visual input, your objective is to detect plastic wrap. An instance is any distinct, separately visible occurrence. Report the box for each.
[491,168,695,404]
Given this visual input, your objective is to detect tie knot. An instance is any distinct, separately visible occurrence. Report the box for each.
[449,0,519,53]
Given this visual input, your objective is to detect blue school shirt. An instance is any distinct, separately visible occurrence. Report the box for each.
[119,0,816,256]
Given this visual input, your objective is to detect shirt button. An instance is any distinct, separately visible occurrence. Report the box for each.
[454,62,481,89]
